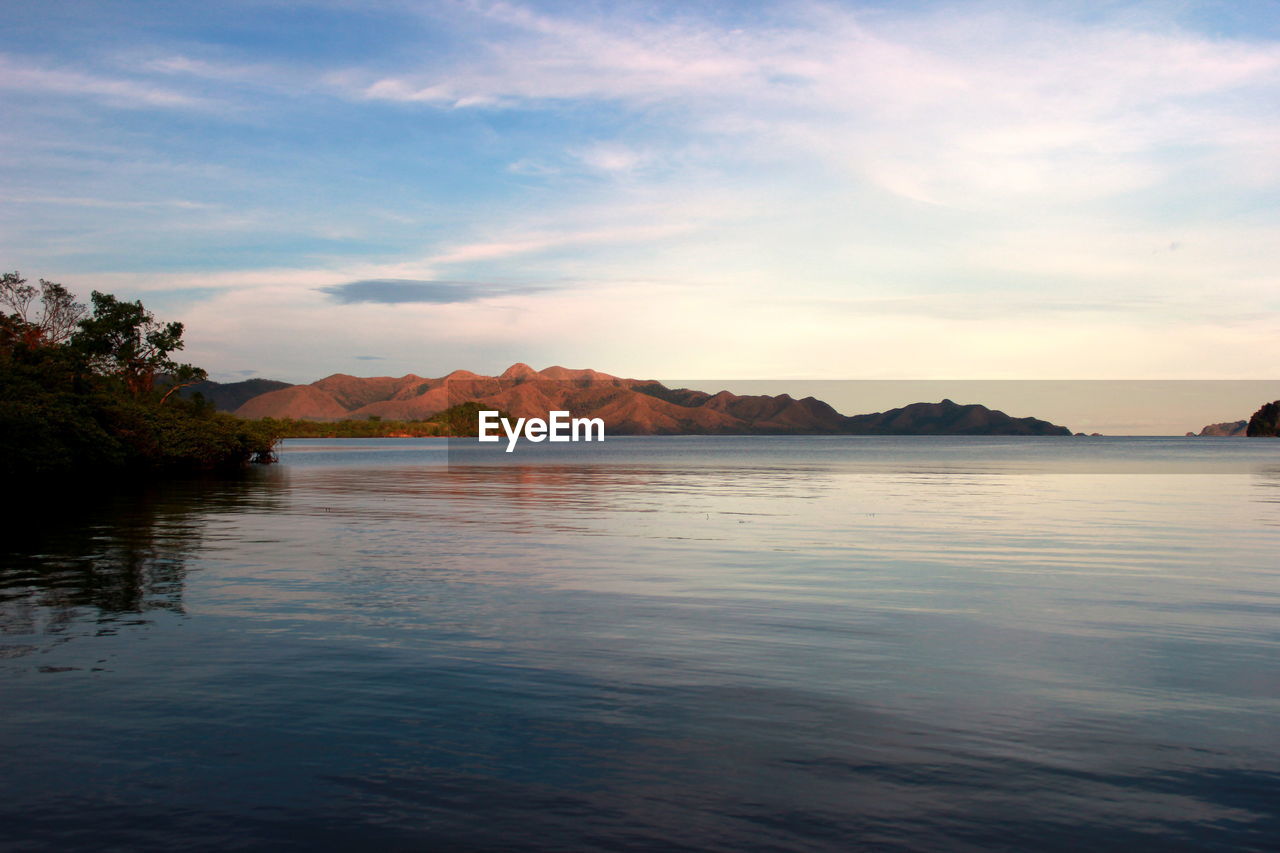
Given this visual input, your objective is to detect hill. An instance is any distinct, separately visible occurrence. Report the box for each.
[844,399,1072,436]
[1189,420,1248,437]
[180,378,292,412]
[232,364,1074,436]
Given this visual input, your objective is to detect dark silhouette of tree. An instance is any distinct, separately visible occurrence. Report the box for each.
[1247,401,1280,437]
[0,271,85,347]
[72,291,207,398]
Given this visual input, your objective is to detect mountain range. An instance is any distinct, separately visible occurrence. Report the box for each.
[214,364,1074,436]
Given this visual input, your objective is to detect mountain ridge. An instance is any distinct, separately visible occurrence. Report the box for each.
[180,377,293,412]
[229,364,1075,436]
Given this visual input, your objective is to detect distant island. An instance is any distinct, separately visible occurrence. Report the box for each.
[202,364,1076,437]
[1186,401,1280,437]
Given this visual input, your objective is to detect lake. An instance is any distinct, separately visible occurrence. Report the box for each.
[2,437,1278,850]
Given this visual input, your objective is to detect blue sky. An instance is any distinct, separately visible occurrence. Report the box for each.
[2,0,1278,383]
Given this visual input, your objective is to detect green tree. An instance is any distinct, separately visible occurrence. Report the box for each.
[1,272,282,477]
[72,291,207,398]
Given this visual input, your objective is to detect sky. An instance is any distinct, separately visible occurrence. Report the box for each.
[2,0,1279,396]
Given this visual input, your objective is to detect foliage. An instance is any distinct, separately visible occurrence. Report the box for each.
[72,290,207,397]
[257,402,505,438]
[0,271,84,347]
[0,271,282,478]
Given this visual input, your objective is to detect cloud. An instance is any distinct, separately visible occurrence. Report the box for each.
[142,54,274,84]
[572,143,651,174]
[0,195,213,210]
[337,2,1280,207]
[6,1,1280,384]
[340,0,776,107]
[426,222,697,265]
[0,53,209,109]
[319,278,547,304]
[353,355,385,360]
[179,273,1280,385]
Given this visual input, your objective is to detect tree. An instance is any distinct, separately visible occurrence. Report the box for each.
[2,271,282,476]
[0,271,85,348]
[72,291,207,398]
[1247,400,1280,437]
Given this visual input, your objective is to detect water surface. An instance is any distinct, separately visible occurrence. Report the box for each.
[3,437,1278,850]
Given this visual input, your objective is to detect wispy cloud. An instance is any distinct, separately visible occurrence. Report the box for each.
[339,2,1280,206]
[571,142,652,175]
[0,195,214,210]
[427,222,698,265]
[335,3,779,107]
[0,53,210,109]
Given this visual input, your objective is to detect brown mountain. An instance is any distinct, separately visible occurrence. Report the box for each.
[233,365,1073,436]
[235,384,352,420]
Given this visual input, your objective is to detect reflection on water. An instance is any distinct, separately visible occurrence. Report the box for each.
[1,438,1278,851]
[0,478,284,666]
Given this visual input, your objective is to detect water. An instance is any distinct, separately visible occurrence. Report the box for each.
[2,437,1278,851]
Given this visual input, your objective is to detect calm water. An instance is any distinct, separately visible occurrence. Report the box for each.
[2,437,1278,851]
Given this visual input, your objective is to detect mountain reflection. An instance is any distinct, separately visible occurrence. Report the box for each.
[0,475,282,664]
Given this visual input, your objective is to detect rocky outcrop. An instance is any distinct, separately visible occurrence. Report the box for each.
[1192,421,1248,437]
